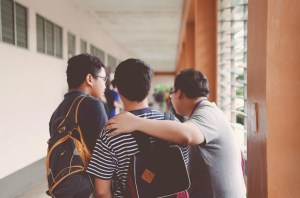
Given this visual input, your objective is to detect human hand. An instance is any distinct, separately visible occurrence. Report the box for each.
[105,112,142,137]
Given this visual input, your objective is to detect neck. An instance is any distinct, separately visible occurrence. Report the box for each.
[70,85,89,95]
[122,98,149,111]
[187,97,208,116]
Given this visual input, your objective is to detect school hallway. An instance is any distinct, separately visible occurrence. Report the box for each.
[15,178,48,198]
[1,0,299,197]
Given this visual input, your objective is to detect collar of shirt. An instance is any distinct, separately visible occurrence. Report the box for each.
[64,91,88,99]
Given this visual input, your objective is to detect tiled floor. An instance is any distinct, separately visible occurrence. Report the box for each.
[14,178,48,198]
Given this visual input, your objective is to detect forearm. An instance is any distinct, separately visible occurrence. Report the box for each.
[135,118,191,145]
[95,192,112,198]
[94,178,112,198]
[106,112,205,145]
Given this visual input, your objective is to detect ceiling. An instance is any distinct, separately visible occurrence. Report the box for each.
[69,0,183,72]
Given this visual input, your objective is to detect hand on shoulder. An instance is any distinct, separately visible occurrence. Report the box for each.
[105,112,142,137]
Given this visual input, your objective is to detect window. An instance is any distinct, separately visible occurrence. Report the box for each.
[217,0,248,156]
[36,14,62,58]
[107,54,117,73]
[68,32,75,58]
[90,45,105,62]
[54,25,62,58]
[80,39,87,53]
[0,0,27,48]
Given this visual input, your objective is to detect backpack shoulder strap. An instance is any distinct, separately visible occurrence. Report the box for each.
[132,131,150,152]
[57,95,86,130]
[133,112,176,151]
[66,95,86,125]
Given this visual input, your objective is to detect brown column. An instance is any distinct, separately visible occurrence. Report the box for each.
[194,0,217,101]
[247,0,268,197]
[177,42,186,73]
[184,22,195,69]
[248,0,300,197]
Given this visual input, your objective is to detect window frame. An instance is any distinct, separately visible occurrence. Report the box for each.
[107,54,117,73]
[217,0,248,158]
[90,44,105,62]
[0,0,28,48]
[36,14,63,58]
[80,39,87,53]
[67,32,76,58]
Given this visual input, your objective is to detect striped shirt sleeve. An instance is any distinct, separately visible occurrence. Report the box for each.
[86,134,117,180]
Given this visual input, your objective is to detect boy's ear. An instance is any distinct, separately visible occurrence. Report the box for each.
[177,89,184,99]
[86,74,93,86]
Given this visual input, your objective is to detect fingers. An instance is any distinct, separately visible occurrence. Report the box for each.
[104,123,115,130]
[107,128,122,137]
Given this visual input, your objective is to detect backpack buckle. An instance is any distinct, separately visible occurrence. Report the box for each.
[58,126,66,133]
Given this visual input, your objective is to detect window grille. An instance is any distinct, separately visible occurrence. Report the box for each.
[36,14,62,58]
[107,54,117,73]
[0,0,27,48]
[54,25,62,58]
[46,21,54,56]
[68,32,75,58]
[15,3,27,48]
[217,0,248,156]
[90,45,105,62]
[36,15,45,53]
[80,39,87,53]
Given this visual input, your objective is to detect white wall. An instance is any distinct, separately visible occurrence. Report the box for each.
[0,0,133,179]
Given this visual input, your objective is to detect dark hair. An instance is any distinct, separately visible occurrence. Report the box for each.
[66,53,105,89]
[174,69,209,98]
[114,58,152,101]
[111,79,116,88]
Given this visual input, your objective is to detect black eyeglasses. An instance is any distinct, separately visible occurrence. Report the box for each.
[95,75,108,82]
[169,88,176,98]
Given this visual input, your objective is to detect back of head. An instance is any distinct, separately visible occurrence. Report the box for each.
[66,53,105,89]
[114,58,152,101]
[174,69,209,98]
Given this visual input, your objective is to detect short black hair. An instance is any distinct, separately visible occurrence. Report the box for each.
[114,58,152,101]
[174,69,209,98]
[66,53,105,89]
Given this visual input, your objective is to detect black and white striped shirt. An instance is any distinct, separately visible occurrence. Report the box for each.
[87,107,189,197]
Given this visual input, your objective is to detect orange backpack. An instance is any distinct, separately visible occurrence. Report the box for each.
[46,96,93,197]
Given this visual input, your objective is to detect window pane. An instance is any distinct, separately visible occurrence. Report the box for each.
[107,55,117,73]
[98,49,105,62]
[46,20,54,55]
[1,0,15,44]
[80,39,87,53]
[90,45,95,55]
[54,25,62,58]
[68,32,75,58]
[36,15,45,53]
[16,3,27,48]
[90,45,105,62]
[218,0,248,158]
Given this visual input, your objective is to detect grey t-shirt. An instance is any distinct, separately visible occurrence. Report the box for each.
[187,101,246,198]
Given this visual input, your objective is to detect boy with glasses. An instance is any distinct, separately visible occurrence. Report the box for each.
[49,54,108,197]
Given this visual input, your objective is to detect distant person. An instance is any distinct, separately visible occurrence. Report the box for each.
[105,80,122,118]
[105,69,246,198]
[49,54,108,197]
[86,59,189,197]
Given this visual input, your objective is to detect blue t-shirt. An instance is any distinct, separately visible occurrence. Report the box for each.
[49,91,108,151]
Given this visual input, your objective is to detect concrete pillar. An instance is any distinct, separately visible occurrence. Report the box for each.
[247,0,300,197]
